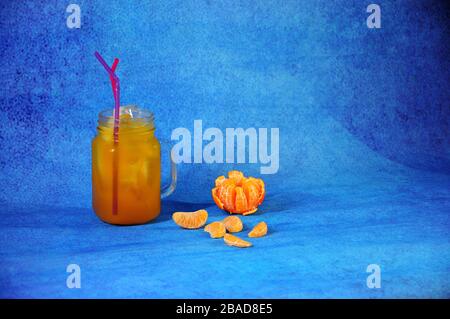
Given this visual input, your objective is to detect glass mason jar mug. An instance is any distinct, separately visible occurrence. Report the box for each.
[92,105,176,225]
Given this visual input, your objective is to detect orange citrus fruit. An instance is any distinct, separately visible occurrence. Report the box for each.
[248,221,268,238]
[172,209,208,229]
[222,216,243,233]
[224,233,252,248]
[204,221,226,238]
[212,171,265,215]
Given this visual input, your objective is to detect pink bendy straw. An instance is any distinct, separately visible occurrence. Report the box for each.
[94,52,121,142]
[95,51,120,216]
[109,58,119,106]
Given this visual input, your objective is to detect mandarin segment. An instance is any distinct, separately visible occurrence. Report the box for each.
[228,170,244,185]
[222,216,243,233]
[172,209,208,229]
[224,233,252,248]
[248,221,268,238]
[215,175,226,187]
[234,187,248,213]
[221,181,237,212]
[212,188,224,210]
[211,171,265,215]
[204,221,226,238]
[242,179,260,208]
[248,177,265,204]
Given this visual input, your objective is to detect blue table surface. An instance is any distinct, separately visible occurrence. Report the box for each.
[1,172,449,298]
[0,0,449,299]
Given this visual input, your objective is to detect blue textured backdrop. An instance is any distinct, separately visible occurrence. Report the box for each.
[0,0,449,298]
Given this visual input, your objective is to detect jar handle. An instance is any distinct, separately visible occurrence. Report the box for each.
[161,151,177,199]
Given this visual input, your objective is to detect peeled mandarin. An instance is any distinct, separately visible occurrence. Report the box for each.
[212,171,265,215]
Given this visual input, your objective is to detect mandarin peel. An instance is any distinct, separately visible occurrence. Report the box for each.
[243,208,258,216]
[212,171,265,215]
[172,209,208,229]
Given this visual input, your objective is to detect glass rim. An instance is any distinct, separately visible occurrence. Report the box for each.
[98,105,154,123]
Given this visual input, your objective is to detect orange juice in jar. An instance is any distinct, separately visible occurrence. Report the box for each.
[92,106,176,225]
